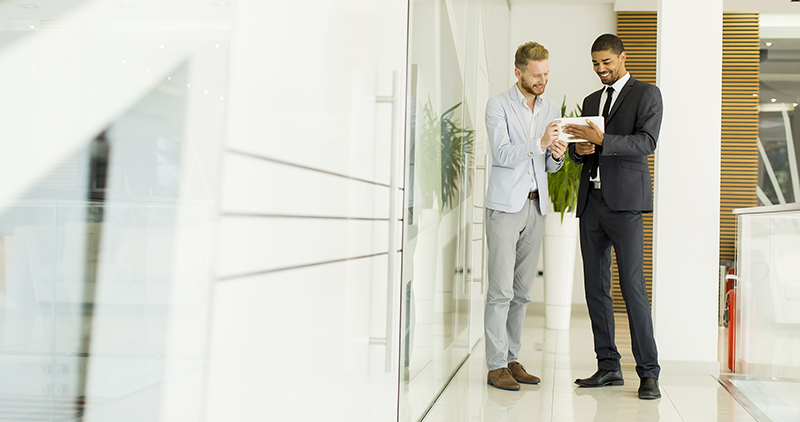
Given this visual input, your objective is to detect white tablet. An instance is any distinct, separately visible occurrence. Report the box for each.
[556,116,605,143]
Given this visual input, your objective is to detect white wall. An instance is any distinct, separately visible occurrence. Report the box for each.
[509,3,616,306]
[509,4,615,116]
[653,0,722,373]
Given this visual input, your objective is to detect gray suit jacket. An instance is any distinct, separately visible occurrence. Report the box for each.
[485,84,563,214]
[568,76,663,215]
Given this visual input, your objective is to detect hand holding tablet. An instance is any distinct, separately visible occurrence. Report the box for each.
[557,116,605,143]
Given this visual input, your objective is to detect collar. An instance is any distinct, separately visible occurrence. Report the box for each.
[605,72,630,93]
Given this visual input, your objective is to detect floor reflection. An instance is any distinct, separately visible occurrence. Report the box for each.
[423,309,760,422]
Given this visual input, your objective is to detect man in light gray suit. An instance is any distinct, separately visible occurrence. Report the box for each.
[484,41,567,391]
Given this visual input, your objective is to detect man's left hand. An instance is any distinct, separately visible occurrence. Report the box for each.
[563,120,604,146]
[550,140,567,160]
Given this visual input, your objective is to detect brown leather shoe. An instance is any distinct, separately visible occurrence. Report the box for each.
[487,368,520,391]
[508,361,541,384]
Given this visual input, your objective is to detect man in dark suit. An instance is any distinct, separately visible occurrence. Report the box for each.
[563,33,663,400]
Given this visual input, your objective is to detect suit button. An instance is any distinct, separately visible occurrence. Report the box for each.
[527,153,533,157]
[528,171,532,175]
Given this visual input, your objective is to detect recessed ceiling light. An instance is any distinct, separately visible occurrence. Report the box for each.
[771,98,777,103]
[29,25,35,29]
[765,42,773,47]
[794,103,799,107]
[17,4,40,9]
[752,94,758,97]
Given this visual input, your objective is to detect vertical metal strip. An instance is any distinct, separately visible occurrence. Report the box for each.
[382,71,400,373]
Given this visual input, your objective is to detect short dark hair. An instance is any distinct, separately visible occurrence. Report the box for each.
[591,34,625,55]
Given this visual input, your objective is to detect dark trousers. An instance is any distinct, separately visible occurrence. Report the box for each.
[580,188,660,379]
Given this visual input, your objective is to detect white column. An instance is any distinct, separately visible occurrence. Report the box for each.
[653,0,722,374]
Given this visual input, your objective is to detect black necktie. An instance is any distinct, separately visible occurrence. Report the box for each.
[602,86,615,118]
[591,87,614,179]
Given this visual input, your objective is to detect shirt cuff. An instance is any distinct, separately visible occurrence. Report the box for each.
[533,137,546,155]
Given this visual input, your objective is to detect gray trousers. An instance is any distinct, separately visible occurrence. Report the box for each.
[484,198,545,371]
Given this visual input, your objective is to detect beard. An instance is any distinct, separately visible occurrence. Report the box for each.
[522,80,544,96]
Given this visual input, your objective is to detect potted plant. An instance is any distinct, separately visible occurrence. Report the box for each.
[543,97,583,330]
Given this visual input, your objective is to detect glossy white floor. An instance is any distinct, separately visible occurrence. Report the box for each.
[422,308,760,422]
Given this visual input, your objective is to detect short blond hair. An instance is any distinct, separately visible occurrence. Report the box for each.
[515,42,549,70]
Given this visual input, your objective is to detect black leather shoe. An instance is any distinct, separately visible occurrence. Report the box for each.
[575,369,624,387]
[638,377,661,399]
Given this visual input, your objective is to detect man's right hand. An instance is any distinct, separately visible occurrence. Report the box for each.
[574,141,596,156]
[541,120,561,148]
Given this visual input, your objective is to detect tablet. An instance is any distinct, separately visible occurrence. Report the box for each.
[556,116,605,143]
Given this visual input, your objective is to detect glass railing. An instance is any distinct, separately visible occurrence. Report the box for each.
[725,204,800,421]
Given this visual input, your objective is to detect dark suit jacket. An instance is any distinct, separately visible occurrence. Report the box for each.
[568,76,663,216]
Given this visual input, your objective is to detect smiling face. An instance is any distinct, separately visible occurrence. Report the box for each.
[515,59,549,97]
[591,49,627,86]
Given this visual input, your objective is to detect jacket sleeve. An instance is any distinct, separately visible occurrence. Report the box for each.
[602,84,662,157]
[486,96,544,167]
[546,104,564,173]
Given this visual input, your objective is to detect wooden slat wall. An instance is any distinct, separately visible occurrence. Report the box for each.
[721,12,759,261]
[612,12,759,312]
[615,12,657,313]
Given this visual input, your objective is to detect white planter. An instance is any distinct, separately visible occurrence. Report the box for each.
[543,211,579,330]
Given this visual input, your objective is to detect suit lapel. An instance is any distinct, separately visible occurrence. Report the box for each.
[606,76,636,121]
[506,86,531,143]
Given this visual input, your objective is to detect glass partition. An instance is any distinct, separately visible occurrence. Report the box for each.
[0,4,229,420]
[399,0,509,420]
[399,1,473,420]
[729,206,800,421]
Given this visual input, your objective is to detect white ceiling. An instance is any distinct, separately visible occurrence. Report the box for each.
[510,0,800,12]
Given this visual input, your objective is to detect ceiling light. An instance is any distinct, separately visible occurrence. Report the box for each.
[794,103,799,107]
[765,42,773,47]
[752,94,758,97]
[771,98,777,102]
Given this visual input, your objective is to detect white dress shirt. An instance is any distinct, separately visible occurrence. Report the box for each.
[591,72,630,182]
[514,84,545,192]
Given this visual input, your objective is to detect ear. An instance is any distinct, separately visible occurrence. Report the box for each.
[514,67,521,79]
[619,51,627,64]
